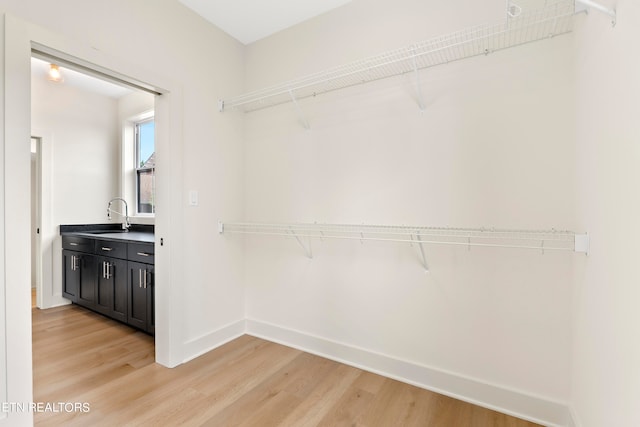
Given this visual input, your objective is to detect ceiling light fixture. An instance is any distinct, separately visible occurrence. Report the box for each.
[48,64,63,82]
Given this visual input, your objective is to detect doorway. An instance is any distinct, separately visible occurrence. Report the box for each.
[3,22,185,420]
[30,54,156,314]
[24,39,183,367]
[2,22,185,424]
[30,50,159,327]
[30,137,40,308]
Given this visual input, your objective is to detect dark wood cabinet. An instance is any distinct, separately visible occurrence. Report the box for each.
[127,261,154,332]
[148,264,155,335]
[77,254,97,309]
[62,250,80,302]
[127,242,154,333]
[95,256,128,323]
[94,240,128,323]
[62,234,154,335]
[62,236,96,304]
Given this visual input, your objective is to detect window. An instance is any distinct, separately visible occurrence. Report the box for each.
[135,119,155,214]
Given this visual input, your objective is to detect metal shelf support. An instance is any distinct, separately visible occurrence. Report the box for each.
[574,232,590,255]
[289,227,313,258]
[411,47,426,111]
[413,232,429,271]
[576,0,616,26]
[288,90,310,129]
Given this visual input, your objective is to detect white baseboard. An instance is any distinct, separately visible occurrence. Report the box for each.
[568,405,581,427]
[246,318,572,427]
[38,296,71,310]
[181,319,246,364]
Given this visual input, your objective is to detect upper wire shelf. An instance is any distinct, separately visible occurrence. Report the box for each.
[219,0,578,113]
[219,221,589,270]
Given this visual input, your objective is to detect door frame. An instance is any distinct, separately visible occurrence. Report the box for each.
[2,13,185,426]
[30,131,66,310]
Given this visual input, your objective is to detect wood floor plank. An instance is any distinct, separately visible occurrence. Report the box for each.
[315,382,375,427]
[278,364,362,427]
[32,304,542,426]
[200,352,340,427]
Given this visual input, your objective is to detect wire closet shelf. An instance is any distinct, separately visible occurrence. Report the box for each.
[219,0,580,113]
[218,222,590,255]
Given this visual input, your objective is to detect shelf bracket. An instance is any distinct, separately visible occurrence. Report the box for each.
[410,48,426,111]
[413,233,429,272]
[574,233,590,255]
[576,0,616,27]
[289,227,313,259]
[288,89,310,129]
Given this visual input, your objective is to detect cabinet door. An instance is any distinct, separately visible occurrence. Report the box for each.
[62,250,79,302]
[95,257,112,316]
[96,257,127,323]
[112,258,128,324]
[127,261,149,331]
[146,265,155,335]
[76,254,97,309]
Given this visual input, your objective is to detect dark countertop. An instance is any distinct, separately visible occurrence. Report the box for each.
[60,223,154,244]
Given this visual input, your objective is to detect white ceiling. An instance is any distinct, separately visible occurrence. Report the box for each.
[31,57,133,99]
[178,0,353,45]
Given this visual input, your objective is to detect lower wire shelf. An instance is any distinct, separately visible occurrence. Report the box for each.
[218,221,589,271]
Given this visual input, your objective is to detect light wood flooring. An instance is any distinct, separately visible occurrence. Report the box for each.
[32,302,541,427]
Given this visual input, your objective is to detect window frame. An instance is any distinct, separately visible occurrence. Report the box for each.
[134,117,155,216]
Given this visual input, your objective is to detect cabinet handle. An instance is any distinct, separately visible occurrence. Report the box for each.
[101,247,113,252]
[102,261,111,280]
[69,242,78,246]
[143,269,147,289]
[136,252,151,257]
[71,255,77,271]
[139,269,143,288]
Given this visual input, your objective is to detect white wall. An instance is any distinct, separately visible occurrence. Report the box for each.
[11,0,245,353]
[572,1,640,426]
[31,72,119,225]
[242,0,576,423]
[31,68,124,308]
[1,14,33,426]
[8,0,638,425]
[0,2,245,422]
[10,0,246,354]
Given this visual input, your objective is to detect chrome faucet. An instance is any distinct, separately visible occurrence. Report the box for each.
[107,198,130,231]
